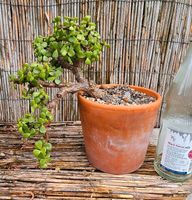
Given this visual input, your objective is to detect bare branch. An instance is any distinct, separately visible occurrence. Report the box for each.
[38,80,70,88]
[47,57,106,115]
[71,66,84,83]
[47,81,89,115]
[48,96,60,115]
[57,56,85,83]
[47,80,107,116]
[56,82,89,98]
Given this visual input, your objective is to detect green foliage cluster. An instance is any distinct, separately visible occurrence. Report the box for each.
[10,16,108,168]
[33,140,52,168]
[10,62,63,87]
[33,16,109,65]
[10,62,60,167]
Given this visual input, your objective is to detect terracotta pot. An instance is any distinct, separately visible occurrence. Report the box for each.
[78,85,162,174]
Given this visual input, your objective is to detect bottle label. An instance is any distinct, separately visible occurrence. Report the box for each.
[161,127,192,175]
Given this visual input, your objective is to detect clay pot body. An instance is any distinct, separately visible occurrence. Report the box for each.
[78,85,162,174]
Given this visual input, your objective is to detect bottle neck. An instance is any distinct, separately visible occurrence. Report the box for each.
[174,43,192,96]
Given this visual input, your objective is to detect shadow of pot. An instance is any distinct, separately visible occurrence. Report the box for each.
[78,84,162,174]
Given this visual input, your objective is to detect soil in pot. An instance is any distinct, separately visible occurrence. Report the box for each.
[79,85,162,175]
[84,85,156,105]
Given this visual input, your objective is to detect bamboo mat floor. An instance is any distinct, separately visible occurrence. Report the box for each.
[0,122,191,200]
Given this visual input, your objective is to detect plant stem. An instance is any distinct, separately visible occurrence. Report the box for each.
[47,57,106,116]
[39,81,70,88]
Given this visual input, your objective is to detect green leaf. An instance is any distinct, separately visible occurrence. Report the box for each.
[45,143,52,151]
[38,118,44,124]
[43,56,49,62]
[68,37,77,43]
[47,114,54,121]
[34,97,40,103]
[30,128,36,136]
[39,72,46,80]
[53,16,61,23]
[39,126,46,134]
[45,154,51,160]
[28,117,34,123]
[18,127,23,133]
[77,51,85,59]
[22,133,31,138]
[47,77,56,82]
[77,34,85,41]
[31,100,36,107]
[22,118,29,124]
[33,69,40,74]
[81,40,88,46]
[35,140,43,150]
[95,55,99,61]
[55,79,61,85]
[86,51,92,58]
[33,149,41,157]
[40,159,48,168]
[41,147,47,156]
[40,49,47,55]
[49,37,55,42]
[37,64,43,71]
[33,92,40,98]
[68,48,75,57]
[18,70,23,77]
[23,63,30,68]
[50,41,58,49]
[93,50,99,56]
[69,26,75,31]
[40,112,46,119]
[42,42,47,47]
[42,107,48,113]
[34,37,43,43]
[37,56,43,62]
[88,35,96,43]
[55,69,62,77]
[52,49,59,58]
[83,15,91,22]
[85,58,91,65]
[67,57,73,64]
[61,46,67,56]
[49,71,54,76]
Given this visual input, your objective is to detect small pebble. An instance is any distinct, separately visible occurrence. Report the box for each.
[0,152,5,158]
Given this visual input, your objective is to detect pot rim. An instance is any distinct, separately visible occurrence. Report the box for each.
[78,84,162,111]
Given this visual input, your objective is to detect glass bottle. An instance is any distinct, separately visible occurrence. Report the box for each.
[154,43,192,182]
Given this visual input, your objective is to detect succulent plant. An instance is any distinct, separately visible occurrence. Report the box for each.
[10,16,109,168]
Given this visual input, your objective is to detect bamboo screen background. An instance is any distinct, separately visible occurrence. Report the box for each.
[0,0,192,124]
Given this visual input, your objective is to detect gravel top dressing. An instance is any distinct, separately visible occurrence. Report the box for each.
[84,85,156,106]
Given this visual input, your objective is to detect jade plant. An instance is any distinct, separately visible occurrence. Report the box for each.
[10,16,109,168]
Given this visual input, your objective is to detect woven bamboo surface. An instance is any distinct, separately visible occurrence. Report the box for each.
[0,122,191,200]
[0,0,192,123]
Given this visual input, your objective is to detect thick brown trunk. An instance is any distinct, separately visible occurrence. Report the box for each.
[47,58,106,115]
[56,57,106,97]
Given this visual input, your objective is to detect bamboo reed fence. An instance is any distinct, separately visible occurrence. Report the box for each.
[0,0,192,123]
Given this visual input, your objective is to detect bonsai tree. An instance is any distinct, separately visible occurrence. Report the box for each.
[10,16,109,168]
